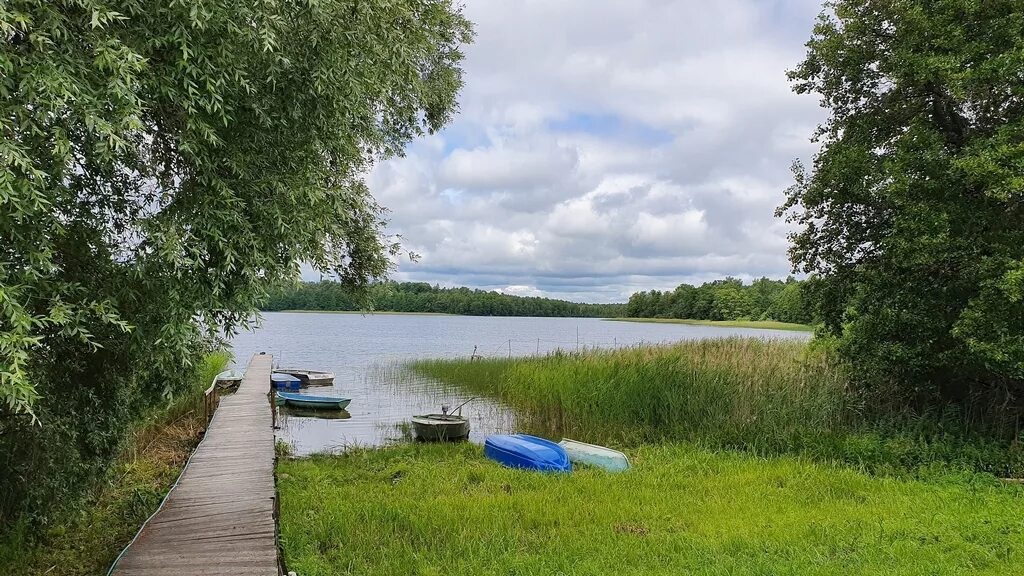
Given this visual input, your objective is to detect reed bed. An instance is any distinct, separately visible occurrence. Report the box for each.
[414,339,849,446]
[411,339,1023,476]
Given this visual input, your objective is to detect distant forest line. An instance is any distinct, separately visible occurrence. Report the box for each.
[262,277,812,324]
[625,277,812,325]
[261,281,626,317]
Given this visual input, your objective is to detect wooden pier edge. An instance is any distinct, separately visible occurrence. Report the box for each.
[110,353,280,576]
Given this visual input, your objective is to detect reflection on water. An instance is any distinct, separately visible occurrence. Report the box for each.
[228,313,808,456]
[279,406,352,420]
[271,363,517,454]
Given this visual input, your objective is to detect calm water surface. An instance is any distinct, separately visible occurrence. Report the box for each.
[228,313,809,455]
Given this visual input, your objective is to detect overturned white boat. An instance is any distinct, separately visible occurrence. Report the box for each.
[558,438,630,472]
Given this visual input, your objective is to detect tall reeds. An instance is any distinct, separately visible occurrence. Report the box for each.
[411,339,1024,475]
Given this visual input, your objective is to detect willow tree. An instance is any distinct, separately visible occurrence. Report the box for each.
[781,0,1023,424]
[1,0,472,524]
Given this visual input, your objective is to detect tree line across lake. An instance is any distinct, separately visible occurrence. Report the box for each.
[262,277,812,325]
[624,277,812,325]
[262,281,626,317]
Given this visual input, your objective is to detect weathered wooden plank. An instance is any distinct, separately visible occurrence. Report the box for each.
[112,353,278,576]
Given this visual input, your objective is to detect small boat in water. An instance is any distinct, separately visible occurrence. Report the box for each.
[484,434,571,472]
[275,391,351,410]
[273,368,334,386]
[214,370,244,389]
[411,414,470,441]
[271,373,302,390]
[558,438,630,472]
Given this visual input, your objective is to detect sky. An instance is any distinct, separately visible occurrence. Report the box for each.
[335,0,827,303]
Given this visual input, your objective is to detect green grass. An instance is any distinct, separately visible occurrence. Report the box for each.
[607,317,815,331]
[410,340,1023,476]
[1,351,231,576]
[279,442,1024,576]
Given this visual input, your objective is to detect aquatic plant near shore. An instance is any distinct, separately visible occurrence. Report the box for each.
[411,338,1024,476]
[413,338,847,444]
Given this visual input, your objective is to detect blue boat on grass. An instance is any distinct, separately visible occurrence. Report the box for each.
[484,434,572,472]
[275,391,351,410]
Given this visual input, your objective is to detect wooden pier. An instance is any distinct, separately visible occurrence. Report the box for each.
[112,353,279,575]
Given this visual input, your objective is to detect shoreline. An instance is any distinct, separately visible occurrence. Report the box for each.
[605,317,814,332]
[268,309,455,316]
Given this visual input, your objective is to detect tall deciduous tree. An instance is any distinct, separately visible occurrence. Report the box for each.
[780,0,1024,415]
[1,0,472,524]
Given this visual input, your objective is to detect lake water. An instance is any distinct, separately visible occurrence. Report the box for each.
[228,312,810,455]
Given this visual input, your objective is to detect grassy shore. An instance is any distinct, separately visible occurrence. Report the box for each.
[607,317,815,331]
[2,352,230,575]
[278,339,1024,573]
[411,339,1022,476]
[279,442,1024,575]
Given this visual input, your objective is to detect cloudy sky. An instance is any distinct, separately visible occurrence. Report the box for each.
[361,0,826,303]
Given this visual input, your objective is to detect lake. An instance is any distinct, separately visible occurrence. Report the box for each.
[228,312,810,455]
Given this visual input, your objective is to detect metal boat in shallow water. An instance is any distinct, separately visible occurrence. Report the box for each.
[275,391,351,410]
[558,438,630,472]
[484,434,571,472]
[273,369,335,386]
[411,414,470,441]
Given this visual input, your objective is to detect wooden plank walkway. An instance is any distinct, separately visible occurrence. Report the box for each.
[113,353,279,575]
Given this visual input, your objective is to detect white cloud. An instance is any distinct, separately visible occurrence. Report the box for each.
[345,0,827,302]
[439,142,579,192]
[495,285,544,298]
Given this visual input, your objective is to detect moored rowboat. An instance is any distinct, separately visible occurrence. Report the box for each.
[274,368,334,386]
[411,414,470,441]
[275,391,351,410]
[558,438,630,472]
[484,434,571,472]
[271,373,302,390]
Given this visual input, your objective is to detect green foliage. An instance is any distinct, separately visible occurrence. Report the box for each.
[780,1,1024,418]
[0,352,229,575]
[279,443,1024,575]
[625,276,814,324]
[1,0,471,529]
[412,340,1024,476]
[262,280,626,317]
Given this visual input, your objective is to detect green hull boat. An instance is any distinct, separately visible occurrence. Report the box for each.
[276,391,351,410]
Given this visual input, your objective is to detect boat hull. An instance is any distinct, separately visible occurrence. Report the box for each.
[275,392,351,410]
[271,374,302,390]
[484,434,571,472]
[558,438,630,472]
[411,414,470,441]
[274,369,335,387]
[215,369,244,389]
